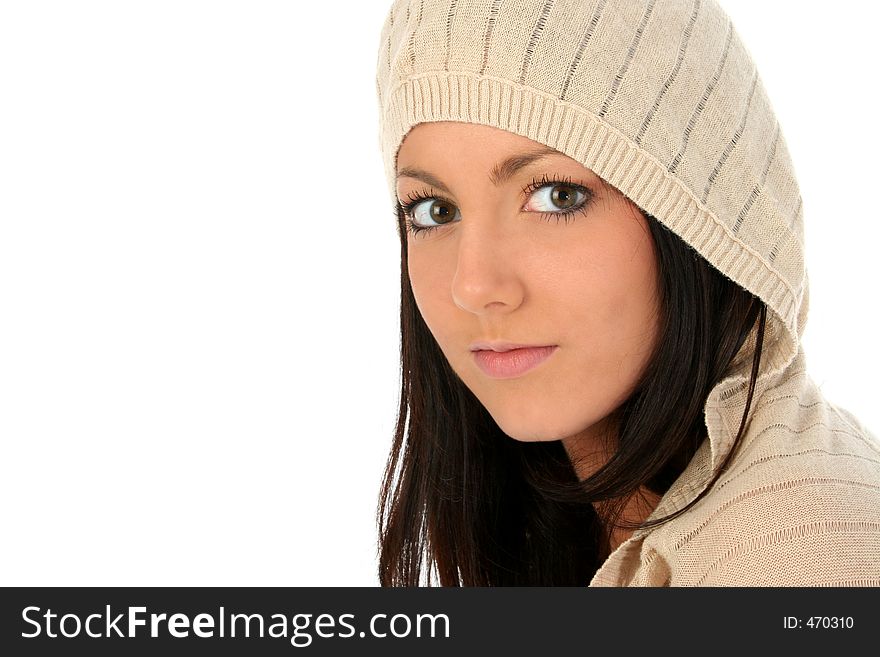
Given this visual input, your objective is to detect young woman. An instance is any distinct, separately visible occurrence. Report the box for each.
[373,0,880,586]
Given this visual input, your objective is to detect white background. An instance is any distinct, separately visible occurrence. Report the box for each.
[0,1,876,586]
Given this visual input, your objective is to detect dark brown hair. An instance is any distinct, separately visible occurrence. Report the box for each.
[378,203,766,586]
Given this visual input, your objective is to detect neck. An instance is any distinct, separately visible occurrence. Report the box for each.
[561,418,662,554]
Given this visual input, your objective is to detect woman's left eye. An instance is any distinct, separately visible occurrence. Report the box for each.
[523,179,591,215]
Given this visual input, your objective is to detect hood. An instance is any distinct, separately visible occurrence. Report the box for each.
[375,0,809,474]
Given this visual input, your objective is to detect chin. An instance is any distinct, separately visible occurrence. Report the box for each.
[482,399,613,445]
[489,410,577,443]
[501,427,564,443]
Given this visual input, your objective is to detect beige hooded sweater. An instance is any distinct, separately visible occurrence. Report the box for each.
[375,0,880,585]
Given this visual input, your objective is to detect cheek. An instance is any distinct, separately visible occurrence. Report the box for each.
[593,247,657,328]
[555,242,655,320]
[407,247,452,338]
[583,234,660,373]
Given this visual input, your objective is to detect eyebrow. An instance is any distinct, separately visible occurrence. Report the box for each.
[396,145,561,194]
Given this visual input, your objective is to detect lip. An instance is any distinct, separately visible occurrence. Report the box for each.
[471,345,558,379]
[469,341,552,353]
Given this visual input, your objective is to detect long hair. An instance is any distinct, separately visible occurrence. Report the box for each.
[377,202,766,586]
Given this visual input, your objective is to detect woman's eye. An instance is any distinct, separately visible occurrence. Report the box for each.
[410,198,460,229]
[525,183,587,213]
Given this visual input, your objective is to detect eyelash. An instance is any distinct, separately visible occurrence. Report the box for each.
[396,173,594,236]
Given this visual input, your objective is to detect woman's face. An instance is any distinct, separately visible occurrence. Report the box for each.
[396,121,661,448]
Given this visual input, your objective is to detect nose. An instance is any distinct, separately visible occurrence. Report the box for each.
[450,216,525,316]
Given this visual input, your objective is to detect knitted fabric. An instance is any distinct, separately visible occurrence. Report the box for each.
[375,0,880,586]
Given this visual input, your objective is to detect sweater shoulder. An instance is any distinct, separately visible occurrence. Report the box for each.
[648,385,880,586]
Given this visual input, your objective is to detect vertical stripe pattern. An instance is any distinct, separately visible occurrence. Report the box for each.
[702,69,759,204]
[636,0,701,144]
[408,0,424,70]
[599,0,656,118]
[668,18,733,174]
[768,196,802,263]
[560,0,606,102]
[444,0,459,72]
[480,0,503,76]
[518,0,556,85]
[734,121,780,234]
[387,10,394,76]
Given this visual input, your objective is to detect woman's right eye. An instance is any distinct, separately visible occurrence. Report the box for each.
[410,199,460,230]
[402,194,460,234]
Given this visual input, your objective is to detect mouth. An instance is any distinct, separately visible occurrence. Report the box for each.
[468,341,554,352]
[471,345,558,379]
